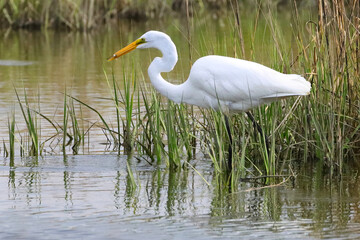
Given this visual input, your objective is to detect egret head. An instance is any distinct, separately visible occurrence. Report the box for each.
[107,31,170,61]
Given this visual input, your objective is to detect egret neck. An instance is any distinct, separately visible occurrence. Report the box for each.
[147,38,185,104]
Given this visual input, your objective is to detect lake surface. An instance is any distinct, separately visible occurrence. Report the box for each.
[2,155,360,239]
[1,10,360,240]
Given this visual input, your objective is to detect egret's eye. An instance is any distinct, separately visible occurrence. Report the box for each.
[136,38,146,45]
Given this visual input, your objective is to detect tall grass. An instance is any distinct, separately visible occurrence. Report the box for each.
[67,98,85,154]
[0,0,238,30]
[15,88,39,156]
[0,0,123,30]
[120,70,137,154]
[306,0,359,175]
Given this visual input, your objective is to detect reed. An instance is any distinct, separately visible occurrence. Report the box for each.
[120,70,137,154]
[300,0,359,175]
[112,71,122,154]
[176,104,195,160]
[14,88,39,156]
[7,113,15,161]
[140,89,164,164]
[62,91,69,154]
[0,0,229,30]
[164,101,180,168]
[68,93,117,144]
[67,98,85,154]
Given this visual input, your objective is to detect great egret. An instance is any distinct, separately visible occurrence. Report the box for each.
[108,30,311,171]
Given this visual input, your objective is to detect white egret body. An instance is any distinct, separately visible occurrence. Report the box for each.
[108,30,311,171]
[108,31,311,114]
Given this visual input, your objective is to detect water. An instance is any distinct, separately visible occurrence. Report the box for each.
[1,10,360,239]
[1,156,360,239]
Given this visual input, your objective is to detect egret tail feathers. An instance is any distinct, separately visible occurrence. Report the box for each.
[261,74,311,100]
[287,74,311,95]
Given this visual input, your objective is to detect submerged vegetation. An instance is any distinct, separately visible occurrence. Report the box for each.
[1,0,359,182]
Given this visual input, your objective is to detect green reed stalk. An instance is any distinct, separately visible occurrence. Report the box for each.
[202,110,227,173]
[137,88,156,162]
[152,93,165,164]
[103,68,121,148]
[164,101,181,168]
[139,88,163,163]
[8,113,15,161]
[15,88,39,156]
[175,104,194,160]
[62,91,69,154]
[154,93,165,162]
[112,73,121,154]
[67,93,116,143]
[120,70,137,154]
[68,99,83,154]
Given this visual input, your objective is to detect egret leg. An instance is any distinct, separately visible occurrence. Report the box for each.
[245,111,270,155]
[224,115,233,172]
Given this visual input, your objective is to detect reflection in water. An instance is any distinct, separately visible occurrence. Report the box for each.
[0,60,34,66]
[2,155,360,239]
[63,155,73,207]
[8,163,16,201]
[114,170,121,209]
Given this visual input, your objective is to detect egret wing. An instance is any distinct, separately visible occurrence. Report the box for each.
[188,56,309,103]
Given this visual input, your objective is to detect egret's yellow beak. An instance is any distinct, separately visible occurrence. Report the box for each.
[107,38,145,61]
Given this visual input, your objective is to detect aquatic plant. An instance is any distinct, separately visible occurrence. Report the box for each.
[7,113,15,161]
[15,88,39,156]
